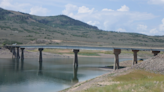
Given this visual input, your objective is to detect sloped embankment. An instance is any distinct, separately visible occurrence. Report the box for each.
[61,54,164,92]
[132,54,164,74]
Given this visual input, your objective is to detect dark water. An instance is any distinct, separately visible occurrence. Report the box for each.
[0,57,132,92]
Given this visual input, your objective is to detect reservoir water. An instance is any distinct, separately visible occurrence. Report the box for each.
[0,57,132,92]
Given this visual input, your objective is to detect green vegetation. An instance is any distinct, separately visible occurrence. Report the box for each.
[79,51,100,56]
[1,7,164,47]
[3,40,22,45]
[82,70,164,92]
[28,49,99,56]
[28,49,73,54]
[104,50,137,54]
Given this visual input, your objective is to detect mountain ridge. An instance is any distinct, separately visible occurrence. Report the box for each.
[0,7,98,30]
[0,7,164,47]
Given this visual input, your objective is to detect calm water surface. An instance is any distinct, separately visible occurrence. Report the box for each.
[0,57,132,92]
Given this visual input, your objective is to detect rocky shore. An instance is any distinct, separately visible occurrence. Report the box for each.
[132,54,164,74]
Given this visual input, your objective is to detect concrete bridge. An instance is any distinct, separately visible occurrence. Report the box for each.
[4,45,164,70]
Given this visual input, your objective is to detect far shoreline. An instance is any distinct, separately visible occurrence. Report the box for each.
[0,47,152,58]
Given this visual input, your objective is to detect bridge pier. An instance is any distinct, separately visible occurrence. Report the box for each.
[38,48,44,67]
[73,49,79,67]
[38,48,43,76]
[21,48,25,60]
[113,49,121,70]
[132,50,139,65]
[152,51,160,56]
[16,47,20,59]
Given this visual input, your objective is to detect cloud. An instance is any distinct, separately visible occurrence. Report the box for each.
[144,18,164,35]
[148,0,164,4]
[87,21,100,26]
[117,28,126,32]
[102,8,114,11]
[78,6,94,14]
[159,18,164,31]
[62,4,156,35]
[30,6,49,16]
[117,5,129,11]
[0,0,12,8]
[0,0,31,12]
[63,4,94,15]
[62,4,78,16]
[150,28,158,34]
[74,11,155,30]
[137,24,147,30]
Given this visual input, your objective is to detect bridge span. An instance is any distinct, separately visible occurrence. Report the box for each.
[4,45,164,70]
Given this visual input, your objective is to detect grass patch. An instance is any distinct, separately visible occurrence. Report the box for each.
[27,49,155,57]
[82,70,164,92]
[28,49,100,56]
[113,70,163,82]
[103,50,132,54]
[27,48,73,54]
[79,51,100,56]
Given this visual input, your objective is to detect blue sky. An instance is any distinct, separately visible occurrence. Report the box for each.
[0,0,164,36]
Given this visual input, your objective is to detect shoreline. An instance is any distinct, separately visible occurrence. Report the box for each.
[61,66,132,92]
[60,60,137,92]
[60,53,164,92]
[0,48,151,59]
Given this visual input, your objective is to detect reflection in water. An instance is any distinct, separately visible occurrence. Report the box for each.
[72,66,78,83]
[11,58,24,71]
[38,61,43,76]
[0,58,132,92]
[21,59,24,71]
[12,58,15,70]
[16,59,19,71]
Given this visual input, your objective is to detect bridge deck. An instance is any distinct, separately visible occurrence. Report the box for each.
[5,45,164,51]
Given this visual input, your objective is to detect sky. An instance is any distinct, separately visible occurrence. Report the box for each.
[0,0,164,36]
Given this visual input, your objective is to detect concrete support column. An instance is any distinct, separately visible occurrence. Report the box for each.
[73,49,79,67]
[21,48,25,60]
[38,48,44,64]
[38,48,43,76]
[113,49,121,70]
[16,47,20,59]
[132,50,139,65]
[152,51,160,56]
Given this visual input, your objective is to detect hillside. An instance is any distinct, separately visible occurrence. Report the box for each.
[0,7,164,47]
